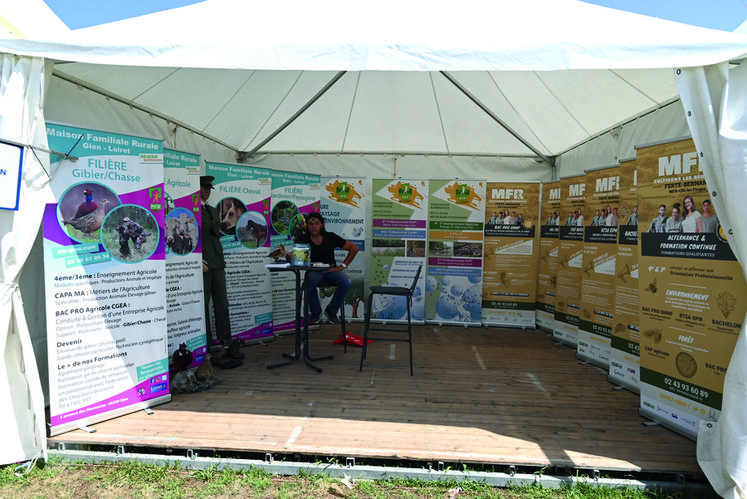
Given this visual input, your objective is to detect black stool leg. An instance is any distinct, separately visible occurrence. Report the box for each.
[406,298,413,376]
[340,300,346,353]
[360,293,374,371]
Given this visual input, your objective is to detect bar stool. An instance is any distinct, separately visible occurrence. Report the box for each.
[319,284,348,352]
[360,265,422,375]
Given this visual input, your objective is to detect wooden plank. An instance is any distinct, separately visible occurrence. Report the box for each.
[48,326,703,477]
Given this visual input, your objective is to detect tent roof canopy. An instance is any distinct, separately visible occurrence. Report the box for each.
[2,0,747,162]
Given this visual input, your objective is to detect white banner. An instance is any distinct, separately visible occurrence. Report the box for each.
[44,123,169,435]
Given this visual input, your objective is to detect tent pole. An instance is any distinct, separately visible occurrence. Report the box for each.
[440,71,555,168]
[238,71,347,162]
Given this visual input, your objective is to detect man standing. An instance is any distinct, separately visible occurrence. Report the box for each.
[296,212,359,324]
[200,175,232,349]
[648,204,668,232]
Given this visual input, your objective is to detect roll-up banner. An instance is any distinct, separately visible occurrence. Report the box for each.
[320,177,368,321]
[270,171,321,333]
[637,137,746,439]
[44,123,169,436]
[578,166,620,367]
[164,149,206,369]
[610,157,642,392]
[536,181,561,331]
[553,175,585,346]
[205,162,274,343]
[482,182,540,327]
[370,179,428,322]
[426,179,485,325]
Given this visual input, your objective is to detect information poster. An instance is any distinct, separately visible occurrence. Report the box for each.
[637,138,746,438]
[610,158,642,391]
[270,171,321,333]
[536,181,561,331]
[370,179,428,322]
[426,179,485,325]
[164,149,206,369]
[205,162,274,343]
[44,123,168,436]
[482,182,540,327]
[578,166,619,367]
[320,177,368,320]
[553,175,585,346]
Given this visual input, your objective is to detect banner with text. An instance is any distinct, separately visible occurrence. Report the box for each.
[611,158,642,391]
[320,177,368,321]
[482,182,539,327]
[426,179,485,325]
[270,171,321,333]
[578,166,620,367]
[44,123,168,436]
[370,179,428,321]
[164,149,206,369]
[536,181,561,331]
[553,175,585,346]
[637,138,745,438]
[205,162,274,343]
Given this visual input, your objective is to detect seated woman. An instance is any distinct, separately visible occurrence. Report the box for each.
[295,212,359,324]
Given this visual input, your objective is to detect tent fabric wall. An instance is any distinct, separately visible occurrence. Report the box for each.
[1,0,747,492]
[0,54,50,466]
[676,61,747,499]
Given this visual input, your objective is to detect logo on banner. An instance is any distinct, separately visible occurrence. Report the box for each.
[326,180,362,207]
[445,181,483,209]
[388,181,424,207]
[149,187,163,211]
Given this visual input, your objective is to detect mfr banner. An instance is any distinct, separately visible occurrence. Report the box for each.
[164,149,206,371]
[370,179,428,322]
[536,181,561,331]
[637,138,746,439]
[426,179,485,325]
[553,175,585,347]
[44,123,169,436]
[610,157,642,392]
[269,170,320,333]
[206,161,274,343]
[482,181,540,327]
[320,177,368,321]
[578,165,620,368]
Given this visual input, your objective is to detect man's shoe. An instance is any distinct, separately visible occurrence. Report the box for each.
[324,308,340,324]
[309,311,321,324]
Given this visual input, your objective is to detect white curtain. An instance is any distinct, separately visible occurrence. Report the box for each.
[676,61,747,499]
[0,54,51,466]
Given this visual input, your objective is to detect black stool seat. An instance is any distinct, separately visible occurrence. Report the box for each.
[360,265,422,376]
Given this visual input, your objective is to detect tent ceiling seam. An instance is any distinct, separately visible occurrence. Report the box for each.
[608,69,660,104]
[556,97,682,157]
[240,70,347,159]
[488,71,551,154]
[130,67,181,101]
[51,71,239,154]
[242,71,304,150]
[340,72,360,152]
[534,71,591,138]
[429,73,451,154]
[203,69,257,131]
[440,71,554,167]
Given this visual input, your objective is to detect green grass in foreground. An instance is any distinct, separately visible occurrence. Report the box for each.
[0,458,718,498]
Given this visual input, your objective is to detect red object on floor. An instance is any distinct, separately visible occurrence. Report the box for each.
[333,332,372,347]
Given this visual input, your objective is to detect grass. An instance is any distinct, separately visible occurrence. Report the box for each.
[0,458,718,499]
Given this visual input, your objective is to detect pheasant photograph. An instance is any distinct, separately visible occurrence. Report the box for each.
[59,183,119,242]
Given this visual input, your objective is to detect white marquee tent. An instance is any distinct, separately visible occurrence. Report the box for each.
[1,1,747,496]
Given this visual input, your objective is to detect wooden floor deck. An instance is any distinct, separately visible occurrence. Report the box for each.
[48,325,703,480]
